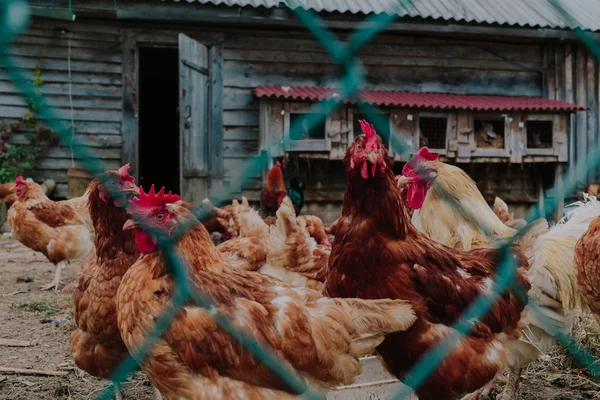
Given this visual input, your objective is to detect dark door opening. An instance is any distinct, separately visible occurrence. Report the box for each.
[138,47,180,193]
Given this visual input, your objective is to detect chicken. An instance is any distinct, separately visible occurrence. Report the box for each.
[200,197,250,235]
[325,121,531,400]
[261,161,287,218]
[493,197,526,230]
[70,164,146,399]
[287,178,304,216]
[262,197,330,291]
[574,197,600,325]
[401,147,594,400]
[297,215,330,246]
[116,186,416,400]
[216,206,269,271]
[8,176,94,290]
[406,147,515,251]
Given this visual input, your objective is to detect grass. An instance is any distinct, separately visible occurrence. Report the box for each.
[10,299,57,314]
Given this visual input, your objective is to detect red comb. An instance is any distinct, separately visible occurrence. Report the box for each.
[358,119,376,140]
[117,163,135,182]
[128,184,181,214]
[275,161,282,168]
[414,147,439,162]
[15,176,24,185]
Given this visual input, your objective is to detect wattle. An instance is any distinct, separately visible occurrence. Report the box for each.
[134,230,157,254]
[407,182,427,210]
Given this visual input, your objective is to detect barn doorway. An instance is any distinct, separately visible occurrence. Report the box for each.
[138,47,180,193]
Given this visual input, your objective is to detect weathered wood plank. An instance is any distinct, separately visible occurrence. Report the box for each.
[121,29,138,176]
[0,105,122,122]
[0,57,122,74]
[224,49,541,71]
[223,110,258,127]
[587,54,597,182]
[564,44,575,174]
[0,69,121,85]
[224,127,258,141]
[224,61,541,96]
[6,44,122,63]
[0,80,122,98]
[209,38,224,180]
[10,132,122,147]
[0,94,121,110]
[223,87,258,110]
[575,47,587,168]
[37,158,120,170]
[223,140,259,157]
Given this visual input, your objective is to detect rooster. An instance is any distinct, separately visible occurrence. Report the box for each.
[402,147,594,400]
[8,176,94,290]
[287,178,304,216]
[261,161,287,218]
[326,120,532,400]
[69,164,160,400]
[117,186,416,400]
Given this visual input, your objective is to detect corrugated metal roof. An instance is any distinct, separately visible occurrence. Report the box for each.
[253,85,586,111]
[171,0,600,31]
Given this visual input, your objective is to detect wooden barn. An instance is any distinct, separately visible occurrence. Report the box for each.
[3,0,600,222]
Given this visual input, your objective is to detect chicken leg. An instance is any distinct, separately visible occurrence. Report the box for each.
[497,364,521,400]
[40,261,66,291]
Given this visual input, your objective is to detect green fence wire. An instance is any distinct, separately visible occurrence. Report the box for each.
[2,0,600,398]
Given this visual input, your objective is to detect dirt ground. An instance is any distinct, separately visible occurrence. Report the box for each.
[0,236,600,400]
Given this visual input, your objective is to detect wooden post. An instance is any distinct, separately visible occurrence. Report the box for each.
[209,36,224,189]
[587,53,597,183]
[564,44,575,178]
[555,163,565,220]
[121,29,139,178]
[576,46,588,185]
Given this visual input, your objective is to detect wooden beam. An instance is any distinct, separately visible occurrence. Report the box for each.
[209,36,224,182]
[576,46,588,180]
[587,54,597,183]
[0,367,68,377]
[121,29,139,178]
[0,339,32,347]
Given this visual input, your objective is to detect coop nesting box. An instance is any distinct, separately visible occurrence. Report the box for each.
[67,168,93,198]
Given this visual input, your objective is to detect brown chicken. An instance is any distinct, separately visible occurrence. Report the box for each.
[326,120,530,400]
[574,199,600,325]
[402,147,594,400]
[263,197,330,291]
[70,164,148,399]
[8,176,94,290]
[200,197,250,235]
[216,206,270,271]
[116,186,416,400]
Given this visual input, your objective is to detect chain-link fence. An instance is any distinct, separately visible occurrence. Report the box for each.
[2,0,600,399]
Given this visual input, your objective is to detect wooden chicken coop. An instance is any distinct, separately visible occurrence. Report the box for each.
[254,86,585,164]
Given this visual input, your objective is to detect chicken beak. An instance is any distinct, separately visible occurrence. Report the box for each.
[366,152,378,165]
[123,219,138,231]
[125,185,140,196]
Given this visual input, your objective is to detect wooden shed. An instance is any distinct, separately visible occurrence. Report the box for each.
[3,0,600,221]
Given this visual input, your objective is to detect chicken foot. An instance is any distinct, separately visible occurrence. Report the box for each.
[496,364,521,400]
[459,378,497,400]
[40,261,67,291]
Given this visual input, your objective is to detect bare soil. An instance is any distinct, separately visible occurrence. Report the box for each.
[0,237,599,400]
[0,238,155,400]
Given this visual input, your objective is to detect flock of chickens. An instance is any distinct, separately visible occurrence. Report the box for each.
[3,119,600,400]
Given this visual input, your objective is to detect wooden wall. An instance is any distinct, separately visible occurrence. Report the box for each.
[0,19,123,197]
[0,16,582,222]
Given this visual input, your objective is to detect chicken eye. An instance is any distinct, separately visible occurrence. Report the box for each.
[357,144,362,150]
[155,213,165,221]
[108,179,117,186]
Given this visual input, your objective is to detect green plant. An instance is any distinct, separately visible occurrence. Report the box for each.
[0,62,56,183]
[10,300,57,314]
